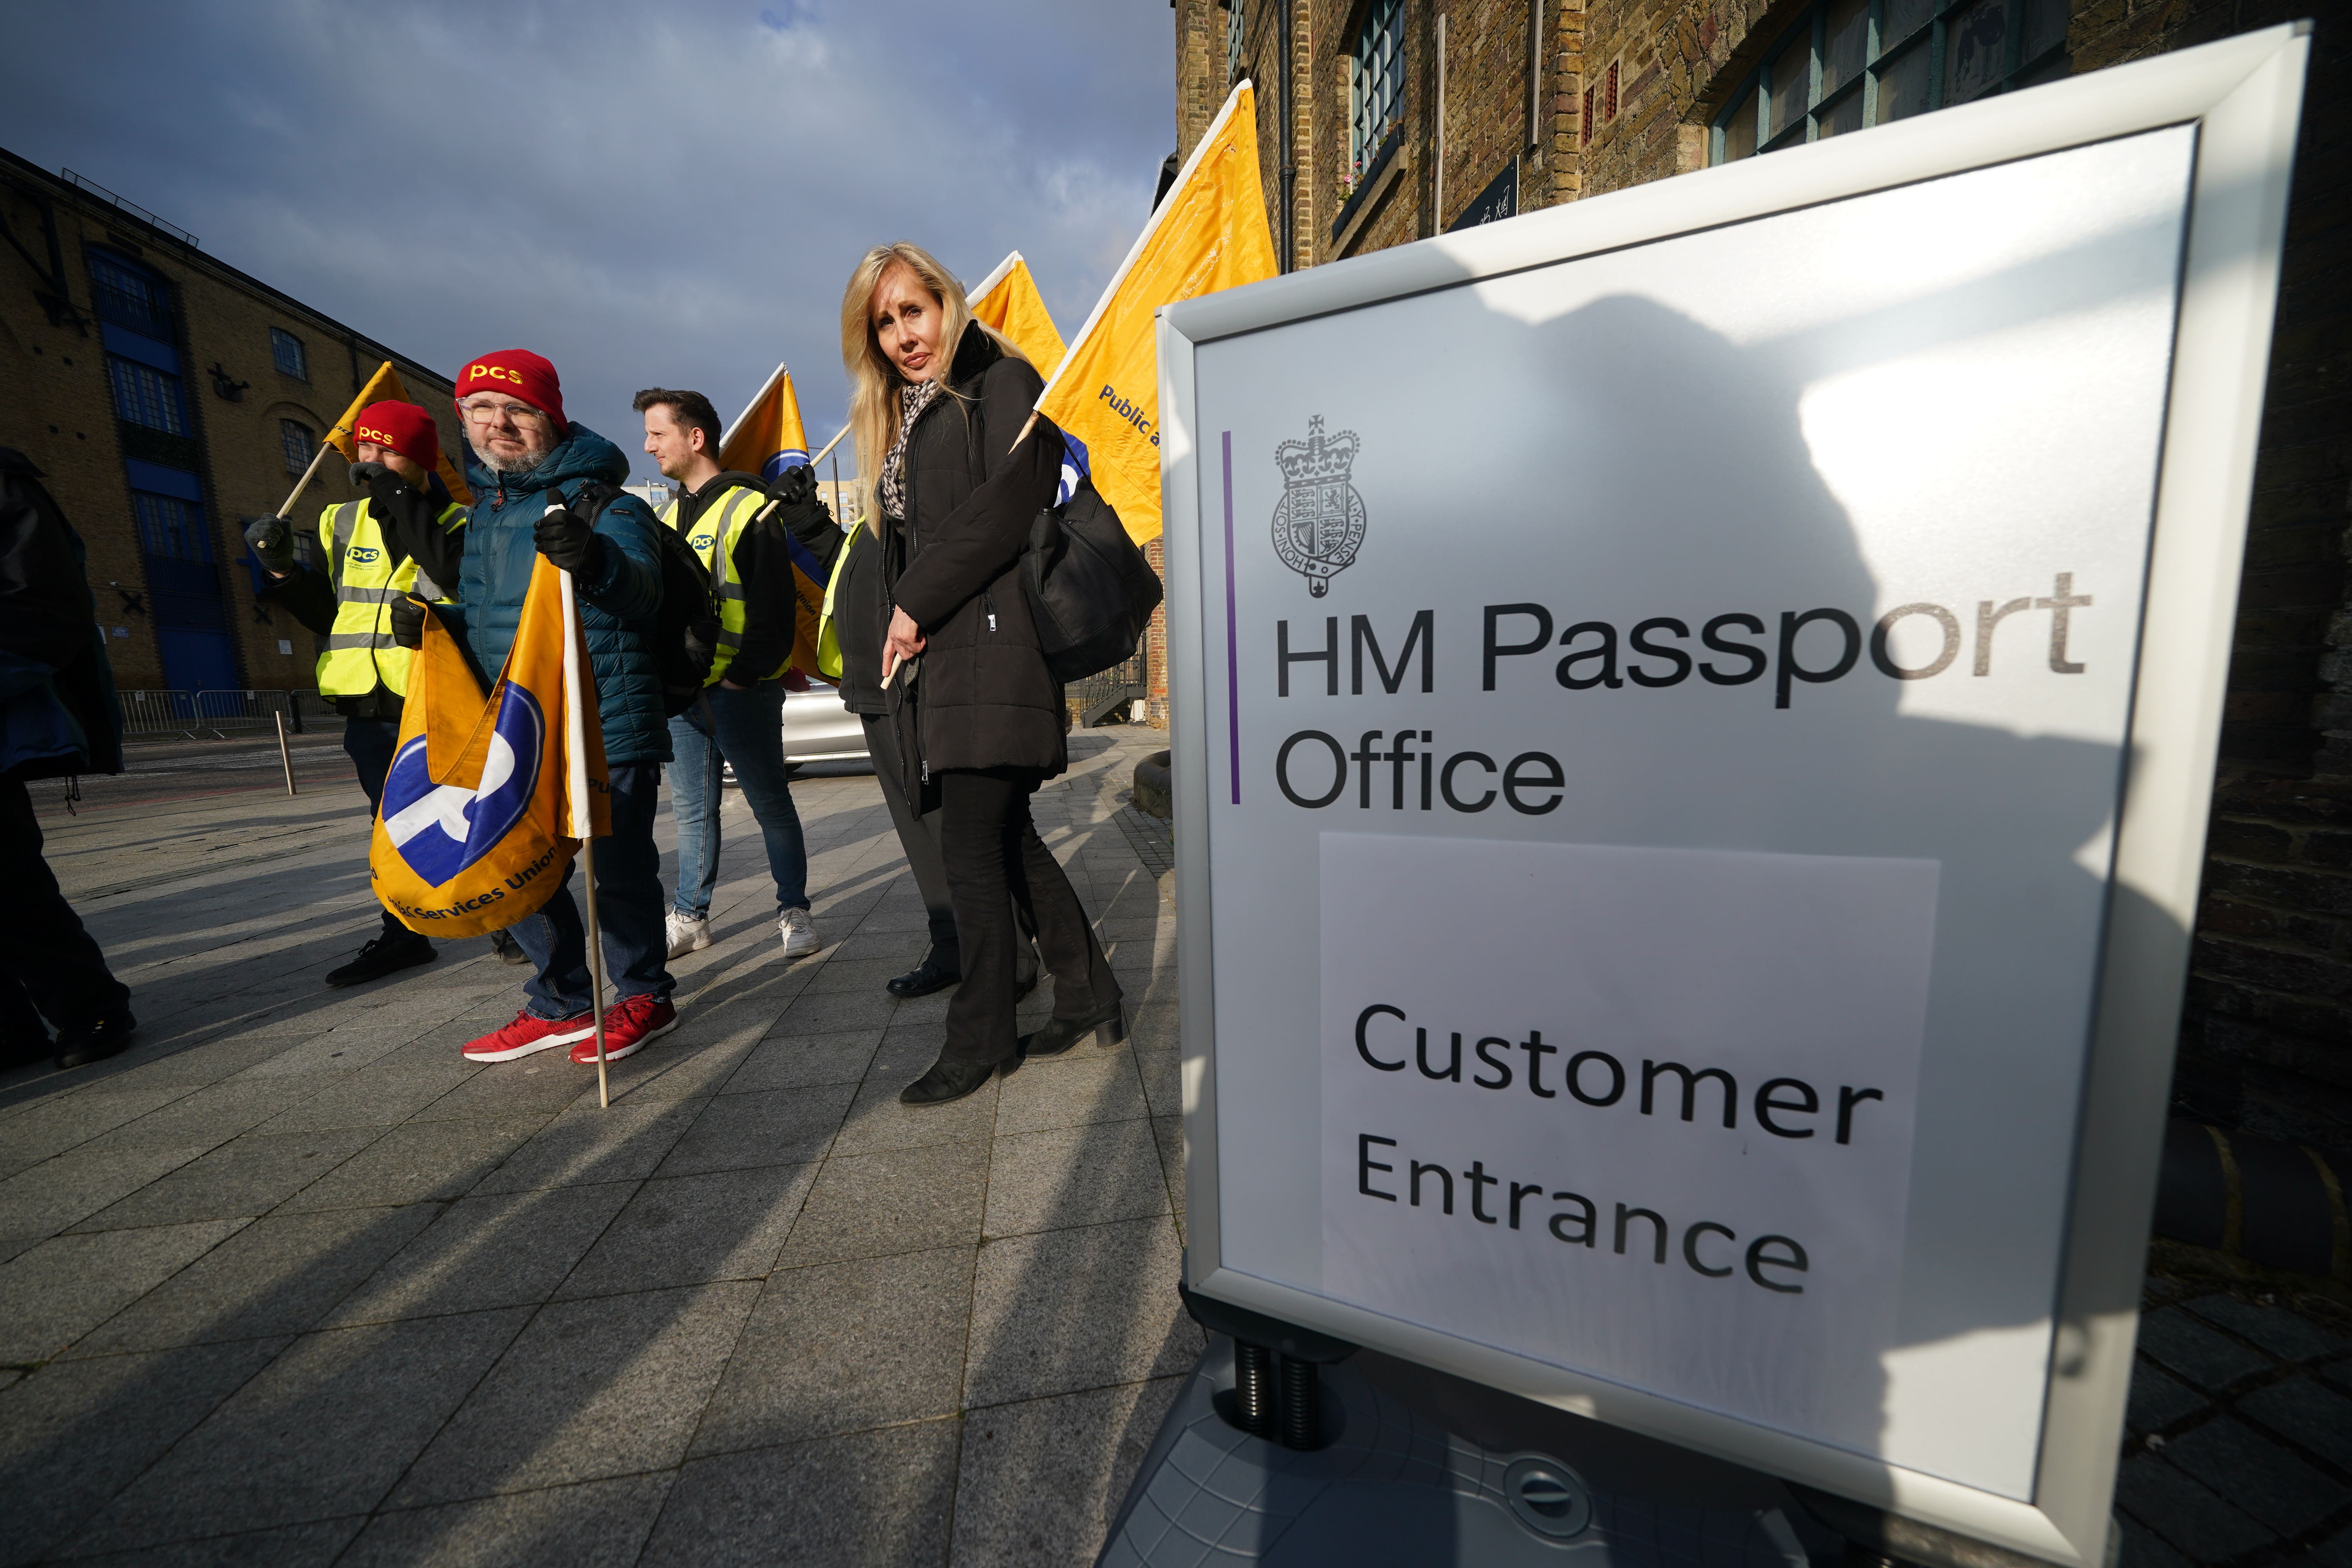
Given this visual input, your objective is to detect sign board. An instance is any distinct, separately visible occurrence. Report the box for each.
[1156,26,2308,1567]
[1445,156,1521,233]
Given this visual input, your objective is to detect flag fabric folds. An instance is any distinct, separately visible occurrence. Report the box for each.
[718,365,827,676]
[717,364,812,482]
[1034,82,1278,543]
[370,559,608,938]
[971,252,1091,506]
[970,252,1067,378]
[327,360,474,505]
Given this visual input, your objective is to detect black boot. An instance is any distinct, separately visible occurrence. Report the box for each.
[326,932,436,988]
[488,928,530,966]
[886,956,960,998]
[899,1056,998,1105]
[54,1010,136,1069]
[1020,1001,1126,1059]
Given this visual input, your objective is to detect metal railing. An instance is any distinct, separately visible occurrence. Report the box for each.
[117,689,329,741]
[1071,650,1151,728]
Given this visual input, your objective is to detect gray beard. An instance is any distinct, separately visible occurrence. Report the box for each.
[470,437,552,475]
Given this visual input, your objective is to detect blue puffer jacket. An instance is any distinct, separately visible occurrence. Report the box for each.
[445,424,669,765]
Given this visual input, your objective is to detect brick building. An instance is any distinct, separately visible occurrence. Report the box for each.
[0,148,460,702]
[1171,1,2351,1154]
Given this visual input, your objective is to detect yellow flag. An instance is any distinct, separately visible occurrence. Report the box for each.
[369,560,608,937]
[325,359,474,505]
[718,364,811,481]
[717,365,828,677]
[1036,82,1277,543]
[969,252,1066,379]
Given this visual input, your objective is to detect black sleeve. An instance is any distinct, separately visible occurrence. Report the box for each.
[365,472,465,596]
[263,561,339,637]
[728,515,799,682]
[0,469,98,671]
[889,359,1060,631]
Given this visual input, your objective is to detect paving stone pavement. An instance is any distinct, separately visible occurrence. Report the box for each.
[13,726,2350,1567]
[2,726,1191,1568]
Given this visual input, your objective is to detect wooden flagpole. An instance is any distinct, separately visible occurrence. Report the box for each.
[556,553,611,1107]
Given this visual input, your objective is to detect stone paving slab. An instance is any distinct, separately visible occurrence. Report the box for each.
[4,730,1181,1567]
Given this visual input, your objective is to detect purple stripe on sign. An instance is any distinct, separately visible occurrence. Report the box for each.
[1223,432,1240,805]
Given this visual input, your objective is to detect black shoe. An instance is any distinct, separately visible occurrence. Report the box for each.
[326,934,436,988]
[898,1057,998,1105]
[1015,971,1039,1002]
[886,957,960,998]
[1020,1002,1126,1059]
[488,928,530,966]
[54,1011,136,1069]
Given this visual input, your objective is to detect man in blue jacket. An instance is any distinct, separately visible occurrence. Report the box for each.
[426,351,681,1066]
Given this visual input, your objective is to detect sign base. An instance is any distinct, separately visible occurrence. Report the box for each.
[1099,1335,1836,1565]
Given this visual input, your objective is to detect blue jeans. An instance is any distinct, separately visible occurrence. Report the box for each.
[666,683,809,919]
[514,762,673,1017]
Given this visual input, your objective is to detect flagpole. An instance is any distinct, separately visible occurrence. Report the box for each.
[556,560,611,1108]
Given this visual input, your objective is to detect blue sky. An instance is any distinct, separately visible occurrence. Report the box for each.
[0,0,1175,484]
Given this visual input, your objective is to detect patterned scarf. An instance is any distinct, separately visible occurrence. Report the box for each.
[879,377,944,521]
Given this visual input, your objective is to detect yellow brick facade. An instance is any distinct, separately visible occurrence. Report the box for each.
[0,150,458,699]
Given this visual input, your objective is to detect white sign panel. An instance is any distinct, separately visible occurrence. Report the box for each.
[1158,27,2307,1568]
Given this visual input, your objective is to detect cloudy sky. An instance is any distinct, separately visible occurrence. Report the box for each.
[0,0,1176,485]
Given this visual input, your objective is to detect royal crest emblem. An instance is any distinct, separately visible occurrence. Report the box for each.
[1272,416,1366,597]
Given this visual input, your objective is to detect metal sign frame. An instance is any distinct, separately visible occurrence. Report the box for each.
[1154,24,2308,1566]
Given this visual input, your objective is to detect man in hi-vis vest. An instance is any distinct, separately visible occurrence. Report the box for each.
[634,387,823,961]
[244,400,502,986]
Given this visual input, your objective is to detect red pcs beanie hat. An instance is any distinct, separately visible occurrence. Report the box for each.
[454,349,566,432]
[351,401,441,469]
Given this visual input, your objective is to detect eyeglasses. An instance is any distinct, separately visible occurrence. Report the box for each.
[460,400,543,426]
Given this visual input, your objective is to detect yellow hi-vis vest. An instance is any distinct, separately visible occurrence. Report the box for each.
[661,482,780,685]
[314,497,464,699]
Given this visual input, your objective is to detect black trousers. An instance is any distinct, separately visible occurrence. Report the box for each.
[0,778,131,1041]
[343,717,416,941]
[936,767,1118,1067]
[862,715,1034,985]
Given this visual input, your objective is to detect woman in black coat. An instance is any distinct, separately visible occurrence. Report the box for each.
[838,242,1123,1105]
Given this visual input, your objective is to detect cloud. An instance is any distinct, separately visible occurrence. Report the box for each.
[0,0,1174,482]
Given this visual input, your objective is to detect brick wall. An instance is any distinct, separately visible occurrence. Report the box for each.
[2071,2,2352,1153]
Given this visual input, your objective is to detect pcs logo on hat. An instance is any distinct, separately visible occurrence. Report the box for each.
[466,364,526,387]
[356,424,396,446]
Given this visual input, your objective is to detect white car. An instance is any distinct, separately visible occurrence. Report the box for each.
[779,683,869,766]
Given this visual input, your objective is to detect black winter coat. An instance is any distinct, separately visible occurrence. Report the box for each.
[0,448,122,782]
[887,323,1068,778]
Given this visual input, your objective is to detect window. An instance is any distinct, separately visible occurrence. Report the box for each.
[270,327,308,380]
[107,357,188,433]
[280,419,316,475]
[1713,0,2068,162]
[1227,0,1245,83]
[1350,0,1407,170]
[88,250,170,334]
[132,491,211,561]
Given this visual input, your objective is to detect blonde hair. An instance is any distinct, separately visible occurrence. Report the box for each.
[839,241,1026,537]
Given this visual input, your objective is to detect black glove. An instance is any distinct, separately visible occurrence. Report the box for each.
[534,502,604,577]
[243,514,297,574]
[766,463,818,509]
[348,460,389,490]
[682,615,722,675]
[763,463,833,541]
[390,595,426,649]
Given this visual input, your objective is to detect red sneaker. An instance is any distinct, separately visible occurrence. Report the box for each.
[569,993,679,1065]
[463,1008,596,1063]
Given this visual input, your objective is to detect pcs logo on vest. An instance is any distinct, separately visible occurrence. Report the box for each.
[690,534,717,553]
[348,546,381,564]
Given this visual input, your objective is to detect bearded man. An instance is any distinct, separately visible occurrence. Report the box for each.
[419,350,681,1065]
